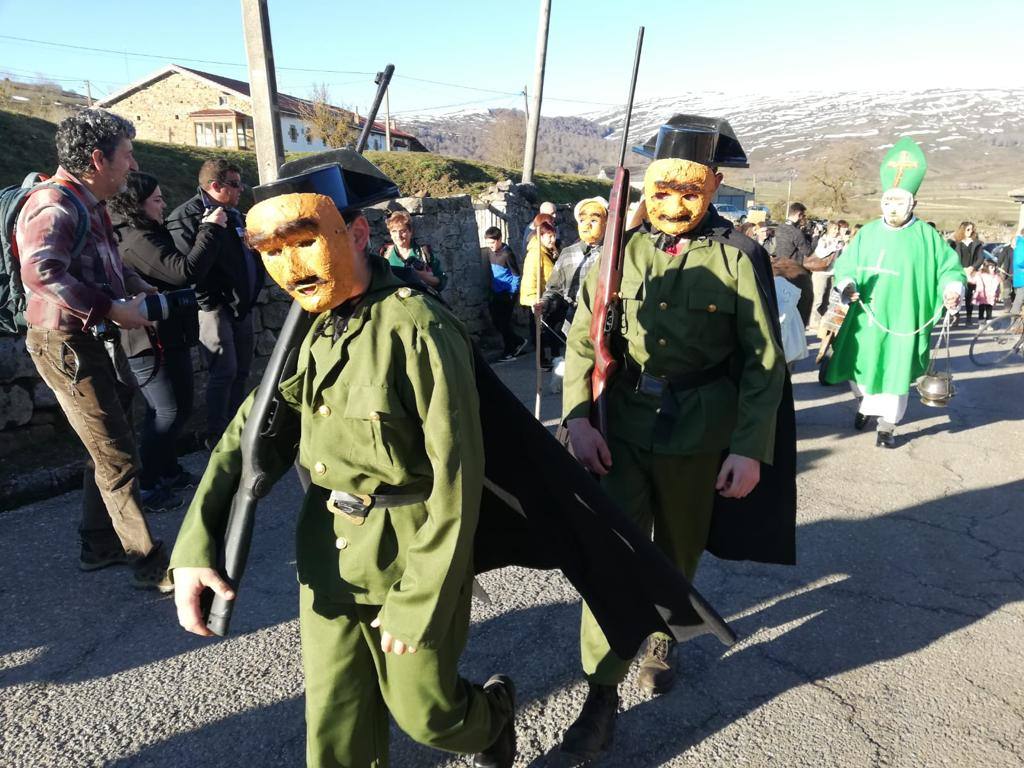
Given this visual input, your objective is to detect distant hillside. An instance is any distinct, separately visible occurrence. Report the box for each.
[0,77,88,123]
[403,108,618,176]
[0,110,608,211]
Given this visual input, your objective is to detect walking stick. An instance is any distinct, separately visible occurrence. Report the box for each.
[534,246,544,419]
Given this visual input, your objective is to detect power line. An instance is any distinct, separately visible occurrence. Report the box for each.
[0,34,620,108]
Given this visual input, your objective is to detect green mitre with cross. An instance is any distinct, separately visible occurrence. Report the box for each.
[880,137,927,194]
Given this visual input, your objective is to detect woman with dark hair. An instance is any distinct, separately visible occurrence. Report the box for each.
[109,172,226,511]
[949,221,985,324]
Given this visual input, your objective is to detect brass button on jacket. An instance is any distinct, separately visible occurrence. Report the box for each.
[659,301,668,310]
[369,412,381,422]
[314,461,327,475]
[317,404,331,417]
[658,338,667,347]
[335,537,348,550]
[707,303,718,313]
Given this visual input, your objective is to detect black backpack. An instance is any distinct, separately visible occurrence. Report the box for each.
[0,173,89,334]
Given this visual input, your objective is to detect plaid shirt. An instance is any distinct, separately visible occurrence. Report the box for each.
[16,168,150,331]
[542,240,601,306]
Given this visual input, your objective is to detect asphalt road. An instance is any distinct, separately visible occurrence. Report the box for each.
[1,325,1022,767]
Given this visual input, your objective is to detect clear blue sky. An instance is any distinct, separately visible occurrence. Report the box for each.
[0,0,1018,120]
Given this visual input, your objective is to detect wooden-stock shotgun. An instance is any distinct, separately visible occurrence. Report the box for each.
[589,28,644,437]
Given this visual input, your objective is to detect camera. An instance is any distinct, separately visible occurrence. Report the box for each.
[140,288,199,321]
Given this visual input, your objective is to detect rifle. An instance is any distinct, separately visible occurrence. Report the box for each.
[589,27,644,437]
[203,64,396,637]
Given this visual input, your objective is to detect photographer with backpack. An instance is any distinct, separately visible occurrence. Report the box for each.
[13,110,172,592]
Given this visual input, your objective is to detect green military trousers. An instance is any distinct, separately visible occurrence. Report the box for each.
[580,439,721,685]
[299,583,507,768]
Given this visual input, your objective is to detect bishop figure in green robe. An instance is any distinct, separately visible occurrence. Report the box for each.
[825,137,965,446]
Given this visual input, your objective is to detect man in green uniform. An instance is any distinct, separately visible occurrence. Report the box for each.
[169,157,515,768]
[560,115,788,761]
[825,137,965,448]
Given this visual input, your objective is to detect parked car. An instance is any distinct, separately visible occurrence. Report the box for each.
[714,203,745,222]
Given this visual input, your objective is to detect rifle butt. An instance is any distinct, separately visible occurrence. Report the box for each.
[202,491,259,637]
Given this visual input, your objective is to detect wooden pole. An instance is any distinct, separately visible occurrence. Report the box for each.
[521,0,551,185]
[384,89,392,151]
[534,245,544,418]
[240,0,285,184]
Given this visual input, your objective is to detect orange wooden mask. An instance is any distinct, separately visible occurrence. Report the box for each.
[643,158,720,236]
[575,200,608,246]
[246,193,360,313]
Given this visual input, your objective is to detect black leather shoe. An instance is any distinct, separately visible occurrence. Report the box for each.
[876,430,896,448]
[854,413,870,430]
[473,675,516,768]
[561,683,618,762]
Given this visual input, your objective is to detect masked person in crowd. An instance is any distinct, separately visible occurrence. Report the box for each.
[170,155,516,768]
[536,196,608,338]
[825,137,965,448]
[560,115,795,762]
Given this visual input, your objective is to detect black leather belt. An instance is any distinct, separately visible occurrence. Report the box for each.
[621,357,731,443]
[327,489,428,526]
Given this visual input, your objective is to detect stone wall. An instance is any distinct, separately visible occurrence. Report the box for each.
[0,184,551,505]
[367,194,492,337]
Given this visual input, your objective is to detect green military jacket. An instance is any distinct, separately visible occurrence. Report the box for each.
[563,225,785,463]
[170,258,483,649]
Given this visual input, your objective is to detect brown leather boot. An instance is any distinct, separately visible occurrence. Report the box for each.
[560,682,618,762]
[636,634,676,695]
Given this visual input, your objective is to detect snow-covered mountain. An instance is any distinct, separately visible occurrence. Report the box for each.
[584,89,1024,167]
[399,89,1023,225]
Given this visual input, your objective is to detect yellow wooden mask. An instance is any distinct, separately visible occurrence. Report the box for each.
[643,158,719,236]
[576,200,608,246]
[246,193,359,313]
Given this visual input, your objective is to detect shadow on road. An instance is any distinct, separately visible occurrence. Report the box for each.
[55,475,1023,768]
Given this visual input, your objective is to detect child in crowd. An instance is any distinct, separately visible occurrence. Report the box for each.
[970,257,1001,322]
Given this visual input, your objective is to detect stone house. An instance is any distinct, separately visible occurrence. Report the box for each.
[93,64,426,154]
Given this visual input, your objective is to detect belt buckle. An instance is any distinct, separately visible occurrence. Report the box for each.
[636,372,667,397]
[327,492,374,526]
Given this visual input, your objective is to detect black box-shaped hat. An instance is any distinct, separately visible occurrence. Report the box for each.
[252,149,400,213]
[633,114,748,168]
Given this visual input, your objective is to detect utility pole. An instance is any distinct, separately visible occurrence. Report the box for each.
[384,88,392,151]
[240,0,285,183]
[521,0,551,185]
[521,86,529,123]
[84,80,93,107]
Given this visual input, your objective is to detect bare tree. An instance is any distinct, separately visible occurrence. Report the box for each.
[295,83,359,149]
[810,148,865,216]
[484,109,527,170]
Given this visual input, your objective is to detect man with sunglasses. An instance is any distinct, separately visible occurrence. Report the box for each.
[167,158,265,448]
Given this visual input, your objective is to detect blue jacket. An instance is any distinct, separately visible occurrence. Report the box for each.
[1013,236,1024,289]
[491,263,521,295]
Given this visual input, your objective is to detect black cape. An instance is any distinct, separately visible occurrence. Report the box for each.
[700,211,798,566]
[389,265,738,657]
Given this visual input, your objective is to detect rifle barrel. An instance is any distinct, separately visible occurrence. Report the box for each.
[616,27,644,167]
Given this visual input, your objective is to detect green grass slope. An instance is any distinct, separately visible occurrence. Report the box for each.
[1,110,608,210]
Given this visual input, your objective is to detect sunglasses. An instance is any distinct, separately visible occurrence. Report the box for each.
[218,180,244,190]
